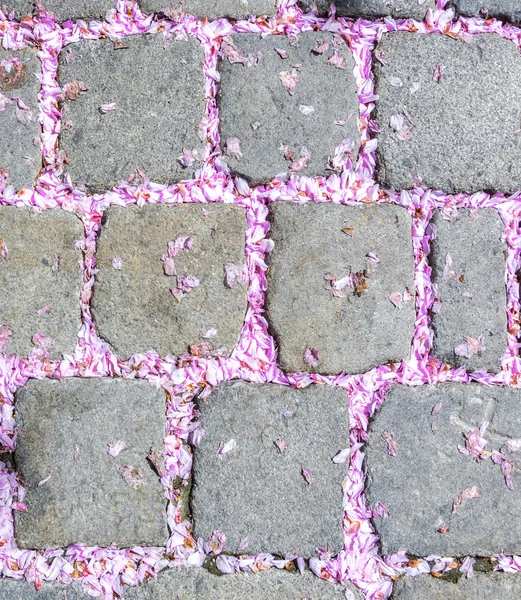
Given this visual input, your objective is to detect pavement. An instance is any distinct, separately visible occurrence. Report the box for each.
[0,0,519,599]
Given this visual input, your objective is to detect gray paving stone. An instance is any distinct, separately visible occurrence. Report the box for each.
[266,202,415,375]
[14,378,168,549]
[365,383,521,556]
[0,207,83,359]
[430,209,506,372]
[192,381,349,557]
[218,32,360,185]
[392,573,521,600]
[91,204,247,359]
[0,48,40,191]
[374,33,521,194]
[139,0,276,19]
[124,568,362,599]
[298,0,436,19]
[43,1,114,21]
[0,580,85,599]
[58,34,205,193]
[452,0,521,23]
[3,1,34,16]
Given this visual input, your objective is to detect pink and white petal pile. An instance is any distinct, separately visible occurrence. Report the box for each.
[0,0,520,598]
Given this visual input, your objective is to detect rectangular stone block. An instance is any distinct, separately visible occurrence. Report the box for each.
[191,381,349,557]
[374,33,521,193]
[452,0,521,23]
[0,48,40,191]
[58,34,205,193]
[14,378,168,549]
[266,202,415,374]
[91,204,248,359]
[218,33,360,185]
[298,0,435,18]
[124,568,362,599]
[392,573,521,600]
[44,1,114,20]
[430,209,506,372]
[0,580,85,600]
[365,383,521,556]
[140,0,277,19]
[0,207,83,359]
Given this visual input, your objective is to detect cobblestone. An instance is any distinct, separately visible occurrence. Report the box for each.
[266,202,415,374]
[218,32,360,185]
[91,204,248,359]
[392,573,521,599]
[430,209,507,372]
[44,0,114,20]
[452,0,521,23]
[191,381,349,556]
[0,207,83,359]
[140,0,277,19]
[14,378,168,549]
[374,33,521,193]
[298,0,436,18]
[365,383,521,556]
[58,34,205,193]
[124,568,362,599]
[0,580,85,599]
[0,48,40,191]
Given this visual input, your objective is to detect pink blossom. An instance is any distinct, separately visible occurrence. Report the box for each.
[202,328,217,339]
[120,465,145,490]
[454,336,486,359]
[225,263,248,288]
[107,441,125,457]
[312,40,329,55]
[382,431,398,456]
[459,556,475,578]
[443,253,458,280]
[433,64,443,82]
[275,439,288,453]
[100,103,116,113]
[274,48,288,59]
[112,256,122,270]
[457,422,490,460]
[304,347,319,368]
[279,70,299,96]
[38,474,52,487]
[0,324,12,353]
[332,448,350,464]
[326,50,346,70]
[372,502,390,519]
[452,485,479,514]
[216,439,236,459]
[301,468,312,485]
[226,137,243,160]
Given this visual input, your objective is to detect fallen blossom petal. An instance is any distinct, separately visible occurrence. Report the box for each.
[460,556,475,578]
[366,252,379,264]
[326,50,346,69]
[387,76,403,87]
[274,48,288,59]
[301,468,312,484]
[502,460,515,490]
[120,465,145,489]
[177,148,196,168]
[0,238,8,260]
[38,474,51,487]
[108,440,125,457]
[452,485,479,514]
[275,439,288,453]
[216,438,236,459]
[226,137,242,160]
[100,103,116,113]
[37,305,52,316]
[225,263,248,288]
[312,40,329,55]
[216,554,240,574]
[112,256,122,270]
[382,430,398,456]
[332,448,350,464]
[304,346,319,368]
[0,324,12,352]
[202,327,217,339]
[443,253,458,280]
[390,113,405,132]
[281,411,294,419]
[507,439,521,453]
[372,502,390,519]
[238,537,249,551]
[433,64,443,82]
[299,105,314,116]
[279,70,299,96]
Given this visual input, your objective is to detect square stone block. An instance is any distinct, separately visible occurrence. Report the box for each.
[366,383,521,556]
[298,0,435,18]
[0,48,40,191]
[0,207,83,358]
[44,1,114,20]
[191,381,349,557]
[14,378,168,549]
[430,209,507,372]
[374,33,521,193]
[91,204,248,358]
[392,573,521,600]
[58,34,205,193]
[218,33,360,185]
[124,568,362,599]
[266,202,415,374]
[452,0,521,23]
[139,0,276,19]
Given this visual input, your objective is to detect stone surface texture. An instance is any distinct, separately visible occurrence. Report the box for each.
[44,0,114,20]
[218,32,360,185]
[374,33,521,193]
[452,0,521,23]
[430,209,506,372]
[124,568,362,599]
[0,580,86,600]
[140,0,277,19]
[58,34,205,193]
[0,207,83,358]
[266,202,415,374]
[392,573,521,600]
[0,47,40,190]
[191,381,349,556]
[3,1,34,16]
[91,204,248,358]
[298,0,436,18]
[15,378,168,549]
[365,383,521,556]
